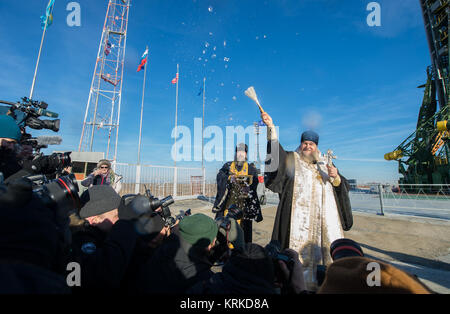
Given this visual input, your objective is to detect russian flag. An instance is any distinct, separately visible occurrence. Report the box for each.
[171,73,179,84]
[137,48,148,72]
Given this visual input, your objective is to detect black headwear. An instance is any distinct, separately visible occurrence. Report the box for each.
[79,185,121,218]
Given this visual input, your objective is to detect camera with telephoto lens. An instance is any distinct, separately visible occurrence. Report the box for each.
[215,204,244,232]
[0,97,60,132]
[30,152,72,175]
[316,238,365,286]
[27,173,81,215]
[121,187,191,228]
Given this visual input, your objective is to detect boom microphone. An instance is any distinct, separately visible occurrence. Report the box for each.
[36,136,63,146]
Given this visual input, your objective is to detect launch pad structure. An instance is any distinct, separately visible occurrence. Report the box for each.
[385,0,450,186]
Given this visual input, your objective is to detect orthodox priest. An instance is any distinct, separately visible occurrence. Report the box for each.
[261,112,353,291]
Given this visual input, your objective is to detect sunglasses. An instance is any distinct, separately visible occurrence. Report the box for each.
[100,166,109,169]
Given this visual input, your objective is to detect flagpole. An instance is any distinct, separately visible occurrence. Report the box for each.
[137,46,148,165]
[173,64,179,197]
[135,46,148,194]
[29,16,49,100]
[202,77,206,195]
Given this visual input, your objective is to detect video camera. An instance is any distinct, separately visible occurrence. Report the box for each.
[0,97,60,132]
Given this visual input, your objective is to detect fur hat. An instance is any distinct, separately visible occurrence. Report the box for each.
[97,159,112,169]
[318,257,434,294]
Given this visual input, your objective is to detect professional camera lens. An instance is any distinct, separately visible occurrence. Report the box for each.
[329,238,364,261]
[148,195,174,213]
[56,152,71,168]
[42,174,80,212]
[42,119,60,132]
[25,117,60,132]
[226,204,244,220]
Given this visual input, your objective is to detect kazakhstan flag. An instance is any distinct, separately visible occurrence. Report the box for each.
[40,0,55,29]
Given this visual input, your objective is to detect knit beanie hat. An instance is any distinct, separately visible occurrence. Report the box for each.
[0,115,21,141]
[179,214,218,248]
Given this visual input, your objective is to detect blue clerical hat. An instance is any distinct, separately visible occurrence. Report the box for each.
[301,130,319,145]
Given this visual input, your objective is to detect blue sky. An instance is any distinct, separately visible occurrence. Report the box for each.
[0,0,431,183]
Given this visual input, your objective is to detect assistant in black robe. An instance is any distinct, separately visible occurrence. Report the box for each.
[264,139,353,250]
[213,161,263,243]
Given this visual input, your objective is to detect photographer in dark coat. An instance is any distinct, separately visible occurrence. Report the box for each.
[0,178,70,294]
[132,213,218,294]
[69,185,162,293]
[213,143,263,243]
[133,213,245,294]
[188,243,278,295]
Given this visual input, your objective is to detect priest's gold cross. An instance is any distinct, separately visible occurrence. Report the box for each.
[326,149,337,167]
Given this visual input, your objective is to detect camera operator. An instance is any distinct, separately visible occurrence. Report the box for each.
[81,159,122,194]
[188,243,279,295]
[70,185,169,293]
[133,213,244,294]
[120,211,172,293]
[0,115,22,179]
[69,185,137,293]
[0,177,71,294]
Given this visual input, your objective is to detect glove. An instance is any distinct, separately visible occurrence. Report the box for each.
[118,194,151,221]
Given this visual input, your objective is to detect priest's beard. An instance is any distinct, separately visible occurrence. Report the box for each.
[300,149,320,164]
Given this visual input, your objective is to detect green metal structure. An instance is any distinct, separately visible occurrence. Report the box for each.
[385,0,450,185]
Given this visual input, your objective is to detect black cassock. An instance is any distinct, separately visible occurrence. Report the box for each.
[264,140,353,250]
[213,161,263,243]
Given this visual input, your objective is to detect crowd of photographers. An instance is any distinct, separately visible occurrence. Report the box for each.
[0,99,436,295]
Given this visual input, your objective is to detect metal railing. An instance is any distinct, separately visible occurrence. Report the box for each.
[113,162,219,199]
[109,163,450,220]
[350,184,450,220]
[265,183,450,220]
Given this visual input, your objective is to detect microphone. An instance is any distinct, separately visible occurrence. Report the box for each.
[36,136,63,146]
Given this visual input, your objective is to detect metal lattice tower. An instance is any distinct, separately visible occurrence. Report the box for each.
[420,0,449,109]
[78,0,130,162]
